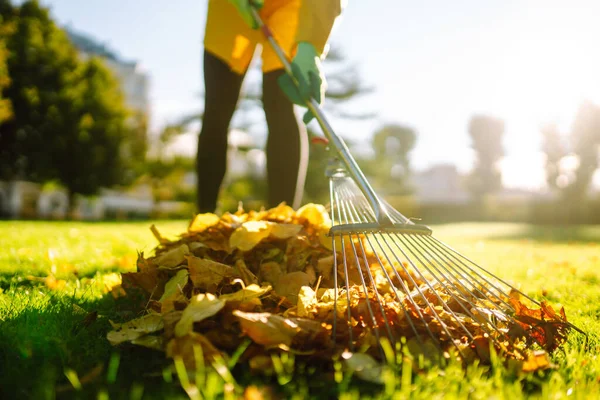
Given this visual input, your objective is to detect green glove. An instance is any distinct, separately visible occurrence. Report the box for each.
[228,0,264,29]
[277,42,326,125]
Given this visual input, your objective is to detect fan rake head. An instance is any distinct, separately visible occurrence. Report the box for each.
[324,162,584,363]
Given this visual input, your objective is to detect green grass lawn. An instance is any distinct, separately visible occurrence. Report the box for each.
[0,220,599,399]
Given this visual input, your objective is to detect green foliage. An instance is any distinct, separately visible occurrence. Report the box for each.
[60,56,129,197]
[467,114,505,200]
[0,0,130,200]
[367,124,417,194]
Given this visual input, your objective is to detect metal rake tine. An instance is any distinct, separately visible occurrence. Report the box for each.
[400,234,513,347]
[343,196,397,345]
[428,236,540,305]
[329,178,340,345]
[333,189,355,349]
[389,233,477,342]
[336,177,439,352]
[417,236,515,310]
[417,235,580,353]
[375,233,465,354]
[426,236,588,341]
[369,233,439,349]
[341,190,430,345]
[338,194,384,349]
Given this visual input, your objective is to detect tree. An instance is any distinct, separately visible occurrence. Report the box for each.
[563,101,600,200]
[466,114,505,200]
[58,56,129,203]
[0,0,129,207]
[540,123,566,191]
[364,124,417,194]
[0,28,12,124]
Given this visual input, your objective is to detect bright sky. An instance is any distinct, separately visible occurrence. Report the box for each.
[38,0,600,190]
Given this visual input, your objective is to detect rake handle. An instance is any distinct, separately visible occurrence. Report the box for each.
[249,7,395,225]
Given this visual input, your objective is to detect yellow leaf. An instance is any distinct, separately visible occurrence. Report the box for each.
[266,202,295,221]
[230,221,273,251]
[188,213,220,233]
[297,286,317,318]
[159,269,189,302]
[159,269,189,313]
[522,350,553,372]
[107,313,164,346]
[317,228,341,251]
[270,223,302,239]
[154,244,189,269]
[175,293,226,337]
[219,284,271,303]
[296,203,331,228]
[187,256,237,290]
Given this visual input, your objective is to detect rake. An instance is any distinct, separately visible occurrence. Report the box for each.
[249,7,585,361]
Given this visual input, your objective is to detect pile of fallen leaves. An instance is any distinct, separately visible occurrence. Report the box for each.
[106,203,575,378]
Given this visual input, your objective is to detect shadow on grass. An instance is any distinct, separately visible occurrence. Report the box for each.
[0,282,187,400]
[0,280,365,400]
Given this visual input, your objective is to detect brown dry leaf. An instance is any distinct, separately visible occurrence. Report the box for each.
[159,269,189,313]
[175,293,226,337]
[154,244,189,269]
[107,313,164,345]
[233,311,299,347]
[219,284,271,303]
[233,311,327,349]
[188,213,221,233]
[234,259,259,286]
[150,224,170,245]
[187,256,237,290]
[316,255,334,280]
[275,272,312,304]
[259,261,283,285]
[136,252,155,273]
[110,202,577,374]
[121,268,163,296]
[230,221,273,251]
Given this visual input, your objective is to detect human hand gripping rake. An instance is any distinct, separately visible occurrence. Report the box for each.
[249,7,586,363]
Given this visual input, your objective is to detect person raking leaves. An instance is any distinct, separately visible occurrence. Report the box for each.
[197,0,344,213]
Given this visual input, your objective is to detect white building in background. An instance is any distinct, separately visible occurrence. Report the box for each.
[65,27,150,117]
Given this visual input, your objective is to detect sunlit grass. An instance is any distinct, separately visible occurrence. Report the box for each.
[0,220,598,399]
